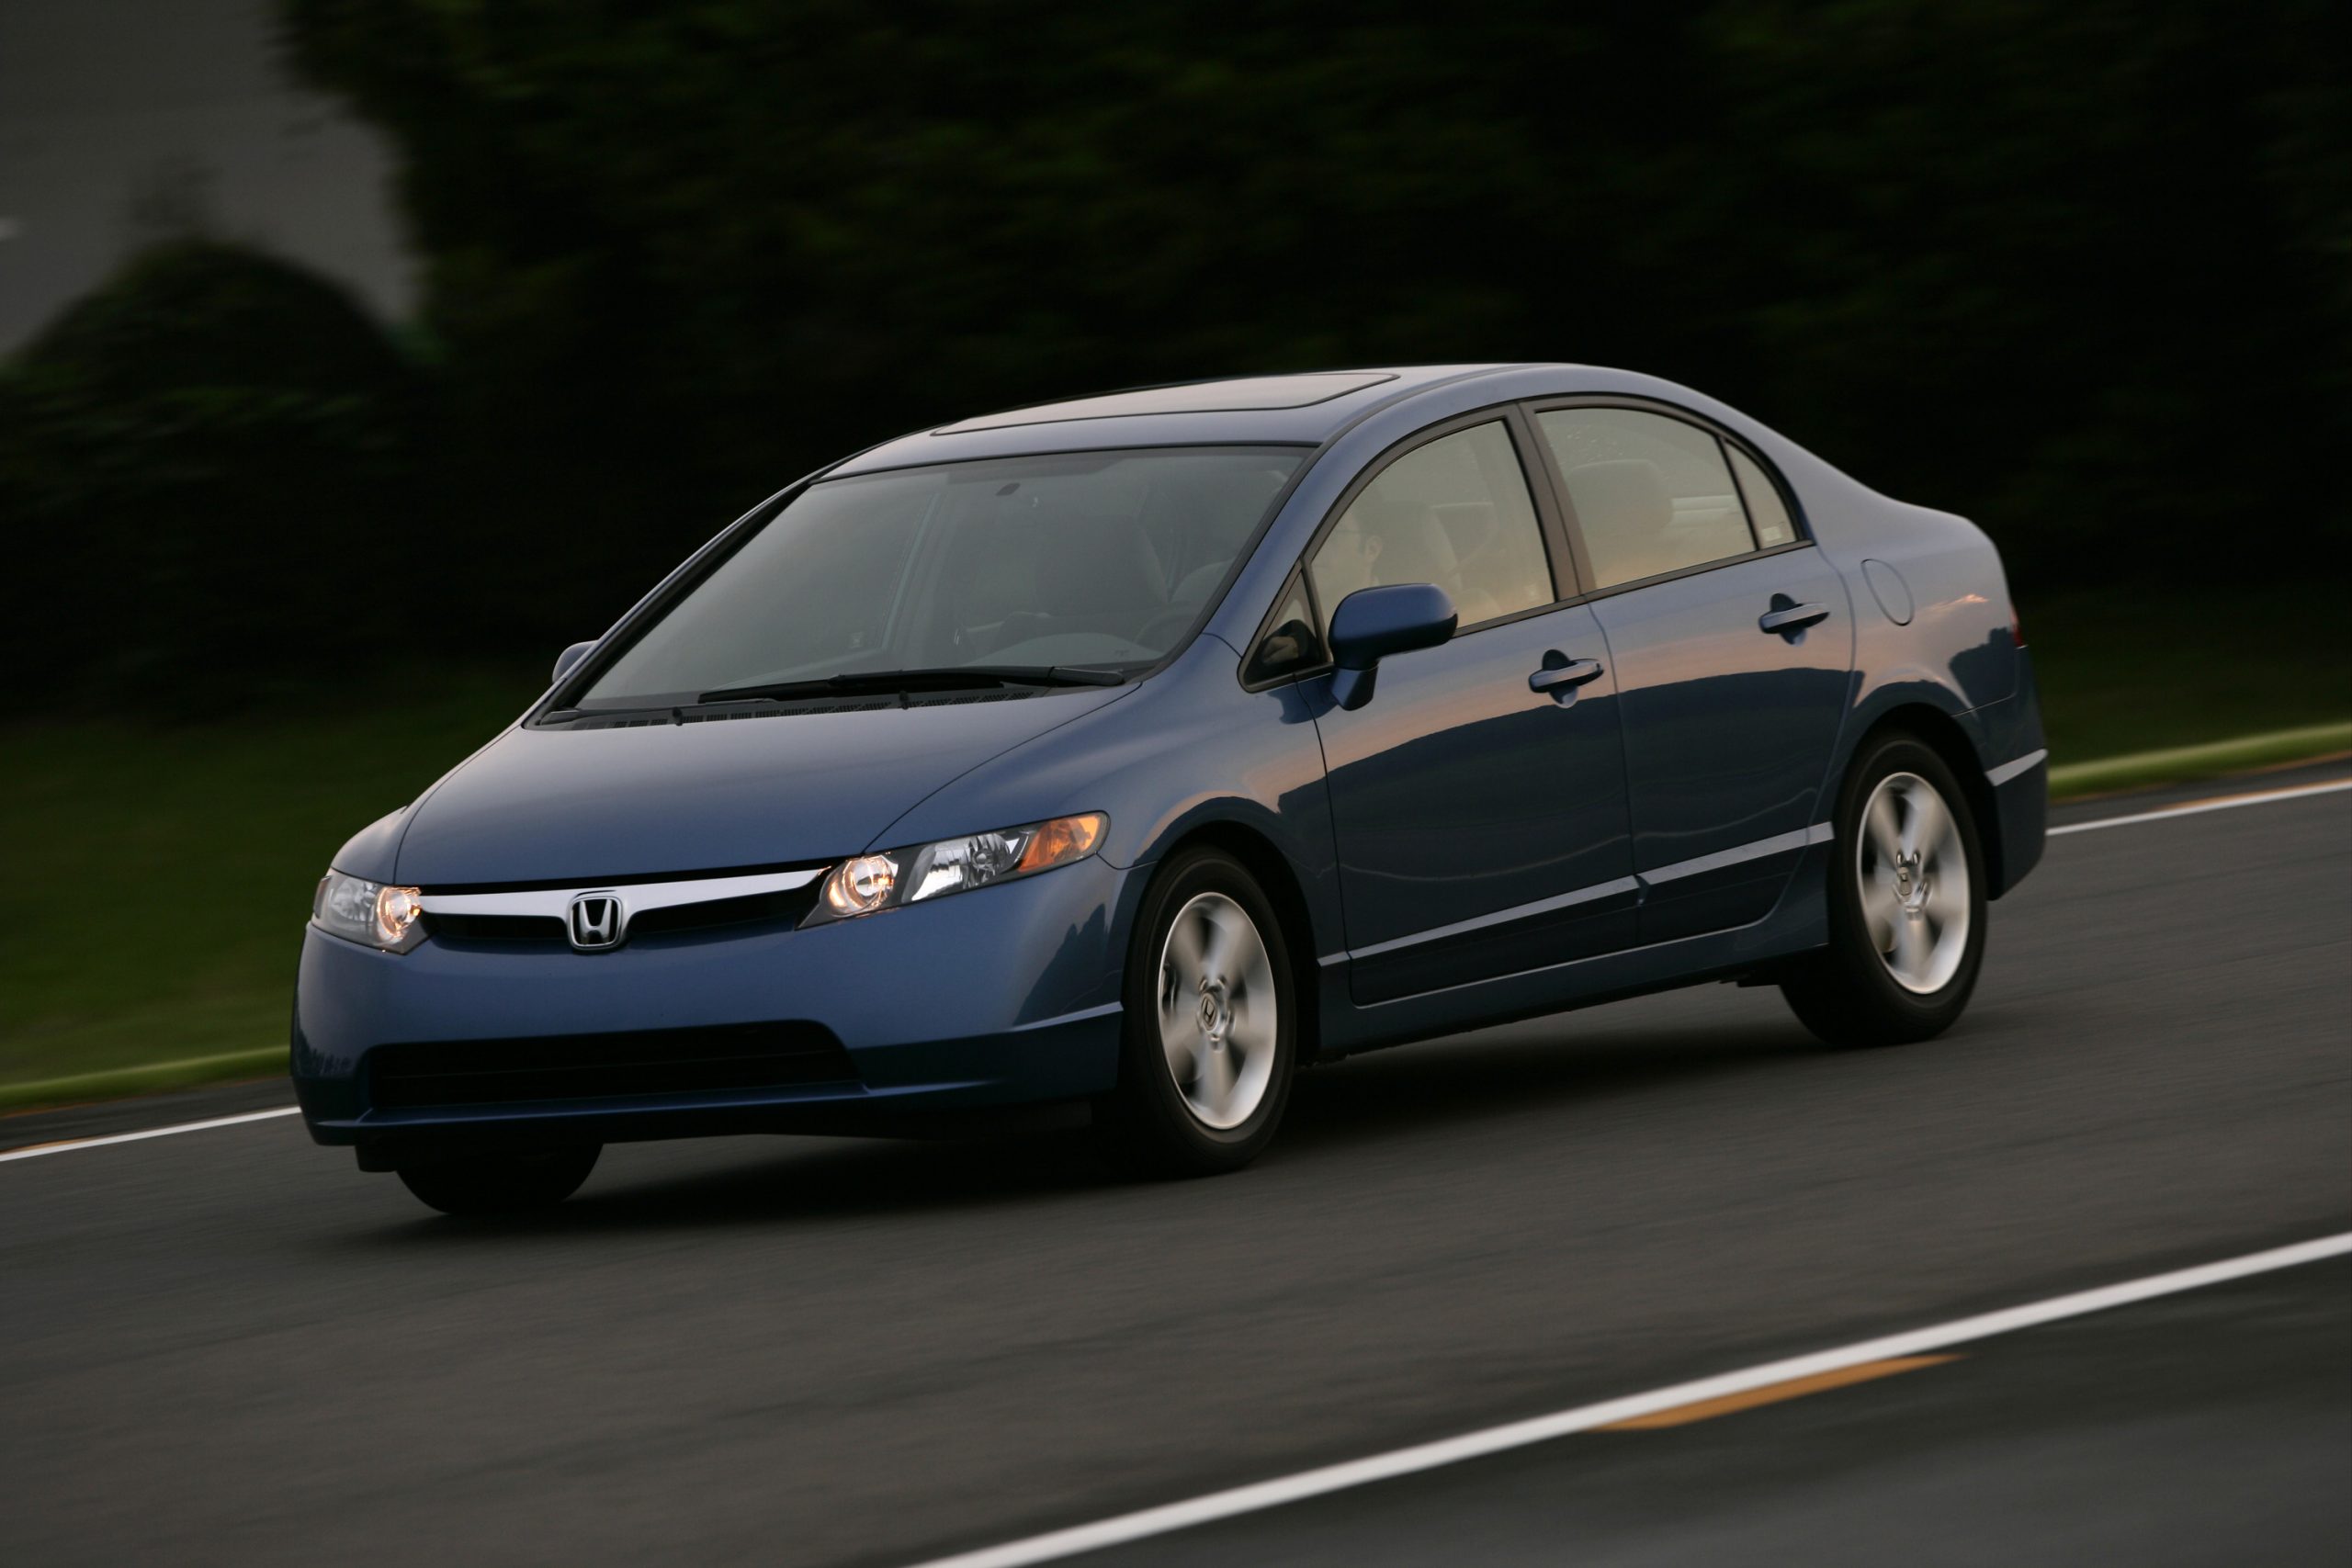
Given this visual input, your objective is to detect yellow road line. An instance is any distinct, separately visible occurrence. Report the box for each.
[1594,1354,1961,1429]
[904,1237,2350,1568]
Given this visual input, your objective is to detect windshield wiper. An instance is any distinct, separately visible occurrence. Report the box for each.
[696,665,1127,705]
[537,704,675,725]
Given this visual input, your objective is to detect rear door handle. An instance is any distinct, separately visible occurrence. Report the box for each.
[1758,603,1829,636]
[1529,656,1605,698]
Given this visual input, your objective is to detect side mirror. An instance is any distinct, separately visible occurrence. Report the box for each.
[1326,583,1456,711]
[552,640,596,683]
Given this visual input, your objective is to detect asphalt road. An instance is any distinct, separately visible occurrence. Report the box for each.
[1091,1258,2352,1567]
[4,772,2348,1567]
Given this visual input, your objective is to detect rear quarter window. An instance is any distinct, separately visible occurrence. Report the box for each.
[1725,444,1798,547]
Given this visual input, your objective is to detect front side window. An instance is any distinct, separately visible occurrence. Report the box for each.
[575,447,1302,708]
[1537,409,1765,590]
[1307,421,1555,634]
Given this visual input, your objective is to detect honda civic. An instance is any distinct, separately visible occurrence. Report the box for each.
[292,365,2047,1213]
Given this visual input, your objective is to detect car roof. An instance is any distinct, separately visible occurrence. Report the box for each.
[826,364,1563,476]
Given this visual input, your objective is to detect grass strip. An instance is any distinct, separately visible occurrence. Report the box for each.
[2050,720,2352,800]
[5,709,2346,1114]
[0,1047,288,1113]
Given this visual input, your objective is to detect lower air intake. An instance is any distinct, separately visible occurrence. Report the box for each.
[367,1021,859,1111]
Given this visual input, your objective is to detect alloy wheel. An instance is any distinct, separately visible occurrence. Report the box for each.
[1156,891,1279,1130]
[1856,770,1972,994]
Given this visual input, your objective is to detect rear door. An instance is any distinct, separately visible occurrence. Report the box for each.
[1299,412,1639,1003]
[1528,404,1853,944]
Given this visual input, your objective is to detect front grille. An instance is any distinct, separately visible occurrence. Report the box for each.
[630,886,819,936]
[425,912,567,944]
[422,883,819,948]
[368,1021,860,1111]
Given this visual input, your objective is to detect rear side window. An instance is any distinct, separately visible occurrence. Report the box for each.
[1308,421,1555,633]
[1537,409,1762,590]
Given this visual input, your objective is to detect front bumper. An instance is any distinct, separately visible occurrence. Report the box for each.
[292,854,1131,1156]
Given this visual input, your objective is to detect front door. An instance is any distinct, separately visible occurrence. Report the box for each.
[1305,415,1637,1004]
[1532,404,1854,944]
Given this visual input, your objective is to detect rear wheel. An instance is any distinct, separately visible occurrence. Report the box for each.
[1094,848,1297,1177]
[395,1145,601,1215]
[1781,735,1986,1047]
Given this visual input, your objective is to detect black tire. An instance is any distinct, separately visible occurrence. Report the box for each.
[395,1145,601,1215]
[1781,733,1987,1048]
[1093,847,1298,1177]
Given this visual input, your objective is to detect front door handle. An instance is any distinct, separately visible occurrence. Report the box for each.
[1529,655,1605,701]
[1758,602,1829,637]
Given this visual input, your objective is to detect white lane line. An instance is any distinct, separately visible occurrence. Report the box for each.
[0,1106,302,1163]
[2051,776,2352,837]
[899,1231,2352,1568]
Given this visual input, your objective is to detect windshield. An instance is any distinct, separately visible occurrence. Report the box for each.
[574,446,1305,709]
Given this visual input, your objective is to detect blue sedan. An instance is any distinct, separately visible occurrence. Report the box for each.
[294,366,2047,1213]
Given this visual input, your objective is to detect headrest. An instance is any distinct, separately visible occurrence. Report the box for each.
[1563,459,1670,534]
[1431,502,1498,558]
[1377,510,1460,587]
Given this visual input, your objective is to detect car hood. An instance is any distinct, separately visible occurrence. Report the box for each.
[389,688,1132,886]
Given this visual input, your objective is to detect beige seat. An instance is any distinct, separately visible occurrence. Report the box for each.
[1562,458,1673,588]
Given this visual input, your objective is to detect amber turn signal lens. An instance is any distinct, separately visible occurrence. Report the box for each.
[1015,813,1106,874]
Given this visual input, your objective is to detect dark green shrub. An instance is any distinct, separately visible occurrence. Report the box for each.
[3,242,429,710]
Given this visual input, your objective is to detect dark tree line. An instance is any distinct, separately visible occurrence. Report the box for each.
[6,0,2345,709]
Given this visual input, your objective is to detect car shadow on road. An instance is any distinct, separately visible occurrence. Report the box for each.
[357,1013,1824,1240]
[1281,1015,1825,1153]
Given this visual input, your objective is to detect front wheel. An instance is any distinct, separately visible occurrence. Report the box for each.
[1781,736,1987,1047]
[1094,848,1298,1177]
[395,1145,601,1215]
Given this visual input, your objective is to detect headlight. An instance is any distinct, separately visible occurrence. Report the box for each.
[811,813,1106,922]
[312,870,425,953]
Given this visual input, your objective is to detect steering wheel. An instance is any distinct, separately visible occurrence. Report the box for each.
[983,611,1054,655]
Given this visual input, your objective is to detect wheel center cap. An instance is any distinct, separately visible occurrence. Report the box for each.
[1197,980,1231,1044]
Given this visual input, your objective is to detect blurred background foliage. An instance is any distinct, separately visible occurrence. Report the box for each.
[4,0,2346,710]
[3,241,429,703]
[3,0,2347,1097]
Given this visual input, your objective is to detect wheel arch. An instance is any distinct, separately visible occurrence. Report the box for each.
[1845,704,2008,896]
[1148,819,1325,1056]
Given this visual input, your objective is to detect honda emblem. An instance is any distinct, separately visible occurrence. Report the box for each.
[567,893,627,952]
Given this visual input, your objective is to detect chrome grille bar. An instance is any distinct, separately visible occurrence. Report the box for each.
[417,866,825,920]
